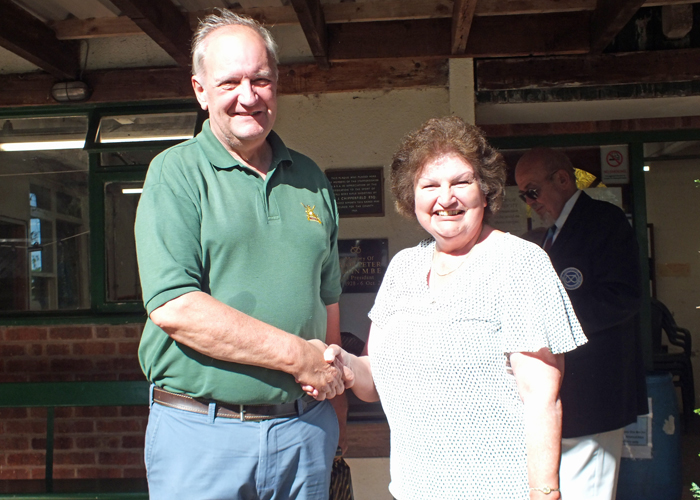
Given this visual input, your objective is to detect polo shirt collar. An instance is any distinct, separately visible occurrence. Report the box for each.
[197,119,293,172]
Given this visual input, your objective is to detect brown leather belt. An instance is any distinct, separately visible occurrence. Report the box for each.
[153,387,320,422]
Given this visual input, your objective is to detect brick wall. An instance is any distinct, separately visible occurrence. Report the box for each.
[0,323,147,481]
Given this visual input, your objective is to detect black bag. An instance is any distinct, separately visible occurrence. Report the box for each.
[329,456,354,500]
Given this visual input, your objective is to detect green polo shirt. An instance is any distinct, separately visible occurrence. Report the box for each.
[135,120,341,405]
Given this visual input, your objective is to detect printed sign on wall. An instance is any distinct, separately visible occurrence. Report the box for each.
[600,145,630,184]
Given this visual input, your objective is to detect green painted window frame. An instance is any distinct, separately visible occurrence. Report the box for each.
[0,101,204,325]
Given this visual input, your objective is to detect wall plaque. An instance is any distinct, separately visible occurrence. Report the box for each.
[338,238,388,293]
[326,168,384,217]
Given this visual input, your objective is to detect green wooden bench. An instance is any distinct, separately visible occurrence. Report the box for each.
[0,381,150,499]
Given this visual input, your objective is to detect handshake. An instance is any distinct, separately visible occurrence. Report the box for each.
[299,339,358,401]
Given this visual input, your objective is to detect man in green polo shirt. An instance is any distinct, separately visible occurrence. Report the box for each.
[134,10,346,500]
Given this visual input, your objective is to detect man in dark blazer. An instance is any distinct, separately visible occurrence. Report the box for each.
[515,148,647,500]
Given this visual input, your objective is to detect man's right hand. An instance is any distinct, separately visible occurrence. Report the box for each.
[301,344,356,399]
[294,340,345,401]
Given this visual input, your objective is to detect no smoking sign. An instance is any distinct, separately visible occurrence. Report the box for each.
[606,150,624,168]
[601,145,629,184]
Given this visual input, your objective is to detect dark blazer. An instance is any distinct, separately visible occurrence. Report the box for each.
[546,191,648,438]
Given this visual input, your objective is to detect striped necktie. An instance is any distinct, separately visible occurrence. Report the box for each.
[543,224,557,251]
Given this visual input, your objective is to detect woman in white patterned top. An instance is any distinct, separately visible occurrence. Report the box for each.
[308,117,586,500]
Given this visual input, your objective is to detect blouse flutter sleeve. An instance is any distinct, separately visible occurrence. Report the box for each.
[500,240,587,355]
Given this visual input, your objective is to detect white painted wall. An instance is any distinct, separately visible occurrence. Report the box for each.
[645,159,700,398]
[276,83,471,342]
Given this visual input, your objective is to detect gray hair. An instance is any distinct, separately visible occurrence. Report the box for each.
[191,9,279,76]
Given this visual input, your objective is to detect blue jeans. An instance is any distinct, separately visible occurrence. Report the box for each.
[144,394,338,500]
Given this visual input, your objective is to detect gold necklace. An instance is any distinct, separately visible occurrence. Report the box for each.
[431,248,472,277]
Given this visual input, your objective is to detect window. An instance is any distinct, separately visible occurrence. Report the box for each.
[0,116,89,312]
[104,181,143,303]
[0,106,201,317]
[96,112,197,144]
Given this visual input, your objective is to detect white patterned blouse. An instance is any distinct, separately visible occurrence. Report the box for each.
[368,231,587,500]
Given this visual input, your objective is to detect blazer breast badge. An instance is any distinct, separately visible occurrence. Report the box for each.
[302,203,322,225]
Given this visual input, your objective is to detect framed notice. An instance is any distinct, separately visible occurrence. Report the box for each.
[325,167,384,217]
[338,238,388,293]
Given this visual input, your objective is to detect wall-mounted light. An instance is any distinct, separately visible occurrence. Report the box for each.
[643,165,651,172]
[50,81,91,103]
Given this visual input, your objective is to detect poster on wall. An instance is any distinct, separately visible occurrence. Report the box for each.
[338,238,388,293]
[490,186,529,237]
[325,168,384,217]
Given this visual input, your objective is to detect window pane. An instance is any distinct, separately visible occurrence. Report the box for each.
[0,147,89,312]
[30,184,52,210]
[29,217,53,273]
[96,112,197,144]
[105,181,142,302]
[56,191,82,218]
[0,116,87,151]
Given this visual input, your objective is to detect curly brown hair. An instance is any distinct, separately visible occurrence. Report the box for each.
[390,116,506,221]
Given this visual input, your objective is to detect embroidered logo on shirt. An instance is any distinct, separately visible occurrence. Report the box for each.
[302,203,322,225]
[560,267,583,290]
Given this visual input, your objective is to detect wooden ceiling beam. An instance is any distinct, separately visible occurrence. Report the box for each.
[590,0,647,53]
[0,0,79,79]
[0,58,448,107]
[108,0,192,67]
[328,19,451,60]
[289,0,329,69]
[468,12,590,57]
[476,48,700,90]
[644,0,697,6]
[323,0,453,23]
[51,0,599,40]
[328,12,589,60]
[451,0,478,54]
[49,0,696,41]
[51,16,142,39]
[477,0,595,15]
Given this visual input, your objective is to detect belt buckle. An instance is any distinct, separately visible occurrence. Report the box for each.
[239,404,245,422]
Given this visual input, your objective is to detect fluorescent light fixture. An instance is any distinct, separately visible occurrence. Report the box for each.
[0,140,85,152]
[100,135,192,144]
[122,188,143,194]
[643,165,650,172]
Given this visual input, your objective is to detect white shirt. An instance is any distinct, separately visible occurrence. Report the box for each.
[551,189,582,243]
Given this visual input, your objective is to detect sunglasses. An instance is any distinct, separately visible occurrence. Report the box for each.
[518,171,558,203]
[518,188,539,203]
